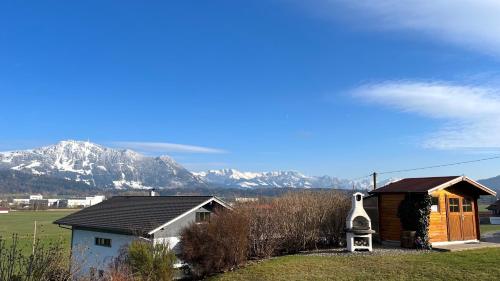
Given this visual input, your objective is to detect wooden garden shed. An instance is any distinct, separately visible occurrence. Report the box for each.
[367,176,496,245]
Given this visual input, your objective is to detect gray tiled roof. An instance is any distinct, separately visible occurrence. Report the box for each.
[54,196,215,235]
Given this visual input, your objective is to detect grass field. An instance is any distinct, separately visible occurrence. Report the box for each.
[478,204,490,212]
[210,248,500,281]
[480,224,500,233]
[0,210,76,253]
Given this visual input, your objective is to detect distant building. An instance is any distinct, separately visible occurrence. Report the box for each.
[30,199,49,210]
[12,194,43,206]
[30,194,43,200]
[487,199,500,225]
[0,207,9,214]
[48,199,60,208]
[234,197,258,203]
[487,199,500,216]
[59,195,105,208]
[11,195,105,209]
[12,198,30,205]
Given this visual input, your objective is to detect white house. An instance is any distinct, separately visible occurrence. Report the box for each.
[30,194,43,200]
[12,194,44,207]
[0,207,9,214]
[64,195,105,208]
[12,198,30,205]
[54,194,230,278]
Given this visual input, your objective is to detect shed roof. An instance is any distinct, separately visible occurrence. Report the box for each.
[54,196,228,236]
[487,199,500,211]
[370,176,496,196]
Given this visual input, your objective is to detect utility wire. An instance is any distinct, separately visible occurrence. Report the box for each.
[378,155,500,175]
[349,154,500,181]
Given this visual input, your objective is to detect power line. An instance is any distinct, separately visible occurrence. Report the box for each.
[378,155,500,175]
[349,154,500,181]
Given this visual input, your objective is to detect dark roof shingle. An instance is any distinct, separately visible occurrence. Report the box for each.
[54,196,216,235]
[370,176,460,193]
[487,199,500,211]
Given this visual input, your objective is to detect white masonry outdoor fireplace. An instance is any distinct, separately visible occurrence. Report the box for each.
[345,192,375,252]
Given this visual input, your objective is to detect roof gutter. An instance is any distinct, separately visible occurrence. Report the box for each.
[56,224,72,230]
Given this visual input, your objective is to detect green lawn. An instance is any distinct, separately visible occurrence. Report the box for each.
[478,204,490,212]
[480,224,500,234]
[0,210,75,253]
[210,248,500,281]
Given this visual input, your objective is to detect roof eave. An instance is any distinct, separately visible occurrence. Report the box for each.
[427,176,497,196]
[147,196,231,235]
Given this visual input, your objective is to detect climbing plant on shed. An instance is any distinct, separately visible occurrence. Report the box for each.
[397,193,432,249]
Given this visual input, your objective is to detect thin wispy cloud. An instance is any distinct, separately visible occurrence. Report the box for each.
[113,141,227,154]
[352,80,500,150]
[302,0,500,57]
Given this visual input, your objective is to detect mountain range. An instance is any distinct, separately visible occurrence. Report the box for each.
[0,140,499,193]
[0,140,203,190]
[0,140,382,191]
[193,169,383,189]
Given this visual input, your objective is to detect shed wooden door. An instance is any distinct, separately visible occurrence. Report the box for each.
[461,197,476,240]
[447,196,463,241]
[446,196,476,241]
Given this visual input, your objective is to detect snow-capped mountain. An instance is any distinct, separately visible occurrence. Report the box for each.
[194,168,392,189]
[0,140,204,189]
[0,140,395,191]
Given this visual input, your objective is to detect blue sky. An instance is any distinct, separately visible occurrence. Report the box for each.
[2,0,500,180]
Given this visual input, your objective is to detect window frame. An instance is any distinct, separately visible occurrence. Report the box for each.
[449,198,460,213]
[95,237,112,248]
[462,198,473,212]
[195,211,211,223]
[431,196,440,212]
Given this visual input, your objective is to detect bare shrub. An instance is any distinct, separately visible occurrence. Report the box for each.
[273,191,350,253]
[179,190,349,277]
[106,247,135,281]
[180,209,249,278]
[0,234,72,281]
[244,190,350,255]
[317,191,351,246]
[243,200,281,258]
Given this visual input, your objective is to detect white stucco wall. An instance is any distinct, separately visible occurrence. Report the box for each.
[153,206,210,253]
[71,228,137,277]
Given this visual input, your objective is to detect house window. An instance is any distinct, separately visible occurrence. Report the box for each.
[462,198,472,212]
[195,212,210,223]
[95,237,111,247]
[449,198,460,212]
[431,197,440,212]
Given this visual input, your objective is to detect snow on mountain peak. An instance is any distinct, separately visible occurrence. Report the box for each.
[0,141,391,191]
[0,140,203,189]
[194,168,396,189]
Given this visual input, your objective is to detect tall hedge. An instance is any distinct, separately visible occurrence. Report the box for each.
[397,193,432,249]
